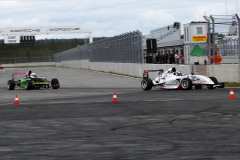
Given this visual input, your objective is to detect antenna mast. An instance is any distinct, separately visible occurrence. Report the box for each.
[237,0,239,14]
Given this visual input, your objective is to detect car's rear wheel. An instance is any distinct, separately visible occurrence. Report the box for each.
[8,80,15,90]
[181,78,192,90]
[25,80,32,90]
[141,79,153,90]
[51,78,60,89]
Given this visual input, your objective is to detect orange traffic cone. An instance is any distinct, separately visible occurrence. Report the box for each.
[112,92,119,102]
[229,88,236,99]
[14,95,20,104]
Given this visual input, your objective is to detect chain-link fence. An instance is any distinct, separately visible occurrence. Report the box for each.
[188,40,239,64]
[207,14,240,63]
[186,14,240,64]
[54,47,86,62]
[0,56,54,64]
[188,39,239,56]
[54,31,143,63]
[218,39,239,56]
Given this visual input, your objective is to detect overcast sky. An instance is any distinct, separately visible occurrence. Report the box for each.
[0,0,239,39]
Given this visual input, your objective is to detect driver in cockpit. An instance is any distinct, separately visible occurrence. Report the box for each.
[167,67,176,73]
[30,73,37,78]
[167,67,182,76]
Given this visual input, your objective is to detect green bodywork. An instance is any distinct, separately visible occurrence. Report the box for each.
[8,71,60,90]
[19,78,49,89]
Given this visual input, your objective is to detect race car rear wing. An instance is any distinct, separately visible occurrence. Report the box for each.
[11,72,28,80]
[12,72,28,76]
[143,69,164,79]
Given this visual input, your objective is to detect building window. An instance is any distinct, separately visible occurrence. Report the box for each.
[196,27,203,34]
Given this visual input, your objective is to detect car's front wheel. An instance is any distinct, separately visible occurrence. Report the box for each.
[181,78,192,90]
[25,80,32,90]
[51,78,60,89]
[207,77,218,90]
[141,79,153,91]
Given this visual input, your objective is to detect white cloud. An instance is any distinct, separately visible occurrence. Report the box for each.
[0,0,239,39]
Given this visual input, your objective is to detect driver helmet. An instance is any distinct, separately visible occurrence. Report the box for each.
[171,67,176,72]
[30,73,37,78]
[167,67,176,73]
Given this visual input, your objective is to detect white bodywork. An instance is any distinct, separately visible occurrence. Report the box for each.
[152,68,214,89]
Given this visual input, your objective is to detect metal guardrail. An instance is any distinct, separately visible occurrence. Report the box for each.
[54,31,143,63]
[0,56,54,64]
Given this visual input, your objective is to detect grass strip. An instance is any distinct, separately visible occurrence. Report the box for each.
[223,82,240,87]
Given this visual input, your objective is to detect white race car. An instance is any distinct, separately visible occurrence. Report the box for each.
[141,67,224,90]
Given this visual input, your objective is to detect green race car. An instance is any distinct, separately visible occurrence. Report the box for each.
[7,70,60,90]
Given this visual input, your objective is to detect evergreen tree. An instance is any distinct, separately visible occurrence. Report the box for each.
[0,38,85,58]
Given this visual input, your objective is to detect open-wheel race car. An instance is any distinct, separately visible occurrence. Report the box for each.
[141,67,224,90]
[7,70,60,90]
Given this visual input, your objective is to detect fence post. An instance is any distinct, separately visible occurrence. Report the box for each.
[210,15,215,64]
[140,32,144,63]
[236,14,240,64]
[207,17,211,64]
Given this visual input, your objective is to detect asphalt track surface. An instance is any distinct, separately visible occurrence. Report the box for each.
[0,67,240,160]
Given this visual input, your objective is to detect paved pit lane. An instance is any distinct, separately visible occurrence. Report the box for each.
[0,67,240,159]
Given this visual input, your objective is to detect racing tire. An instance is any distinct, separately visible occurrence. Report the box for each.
[36,86,41,90]
[141,79,153,91]
[207,77,218,90]
[209,77,218,84]
[51,78,60,89]
[25,80,32,90]
[181,78,192,90]
[195,84,202,89]
[8,80,15,90]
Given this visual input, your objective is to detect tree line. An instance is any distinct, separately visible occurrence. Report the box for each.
[0,38,105,58]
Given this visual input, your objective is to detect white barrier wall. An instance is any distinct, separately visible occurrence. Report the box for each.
[207,64,240,82]
[57,60,192,79]
[56,60,240,82]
